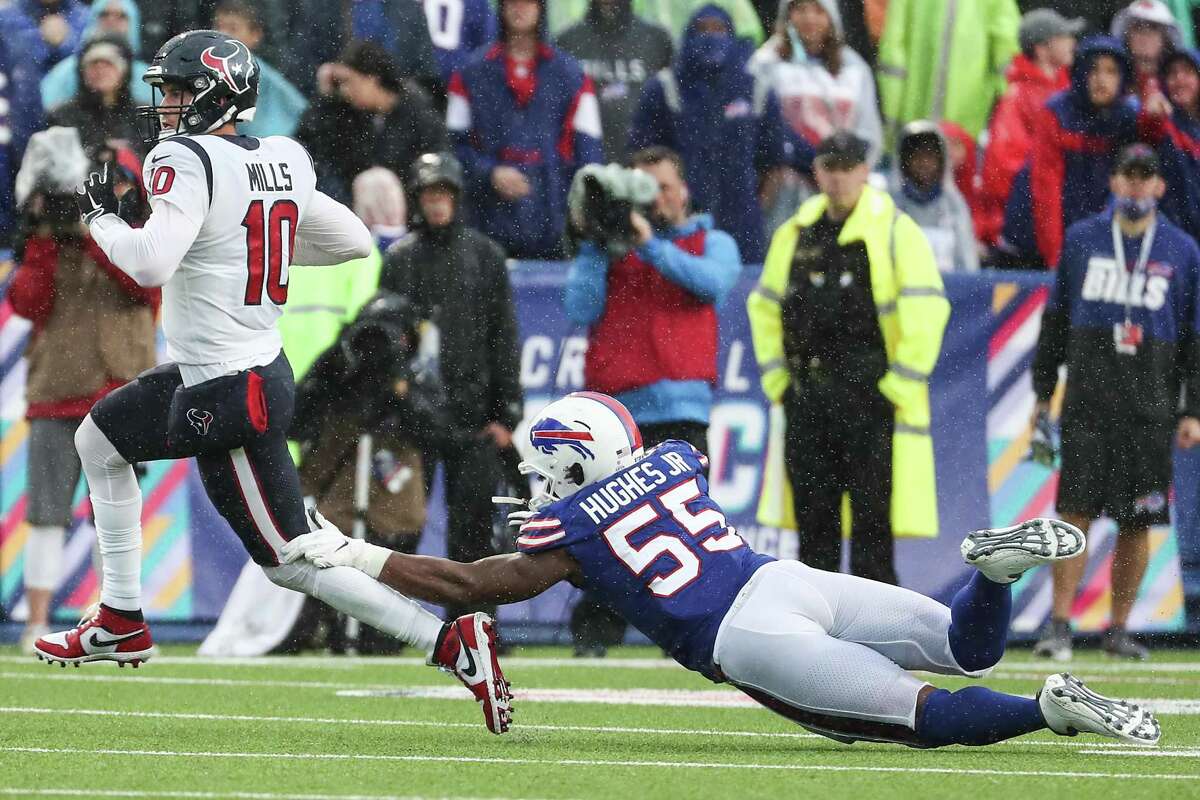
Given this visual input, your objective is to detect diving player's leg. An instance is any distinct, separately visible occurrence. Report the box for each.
[34,364,185,666]
[196,430,513,732]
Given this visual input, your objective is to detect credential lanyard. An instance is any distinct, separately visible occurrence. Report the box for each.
[1111,215,1157,325]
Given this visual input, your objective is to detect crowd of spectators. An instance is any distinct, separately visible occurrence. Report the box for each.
[3,0,1200,271]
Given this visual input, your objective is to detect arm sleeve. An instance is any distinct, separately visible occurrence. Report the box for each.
[641,229,742,305]
[8,238,57,323]
[746,221,797,403]
[447,71,498,195]
[566,75,604,167]
[88,203,198,288]
[563,243,610,325]
[1031,230,1075,401]
[952,194,980,273]
[755,91,792,173]
[875,0,910,142]
[1031,106,1067,268]
[293,190,374,266]
[855,61,885,168]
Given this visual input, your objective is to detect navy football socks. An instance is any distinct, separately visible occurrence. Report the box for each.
[916,686,1046,746]
[947,571,1012,673]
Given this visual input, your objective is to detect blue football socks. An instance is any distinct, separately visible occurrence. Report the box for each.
[917,686,1046,746]
[947,571,1012,673]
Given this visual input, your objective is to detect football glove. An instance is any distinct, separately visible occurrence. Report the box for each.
[493,496,534,528]
[279,509,391,578]
[76,162,119,225]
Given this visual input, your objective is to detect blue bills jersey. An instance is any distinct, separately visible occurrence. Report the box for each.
[516,441,774,680]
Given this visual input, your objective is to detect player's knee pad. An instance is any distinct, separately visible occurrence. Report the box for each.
[74,415,127,473]
[262,562,316,593]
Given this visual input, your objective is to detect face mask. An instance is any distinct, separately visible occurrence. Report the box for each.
[1116,195,1156,221]
[684,31,732,70]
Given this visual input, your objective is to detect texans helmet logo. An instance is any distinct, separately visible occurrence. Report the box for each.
[187,408,214,436]
[200,40,254,94]
[530,418,595,460]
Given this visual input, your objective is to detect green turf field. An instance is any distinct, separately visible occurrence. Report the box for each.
[0,644,1198,799]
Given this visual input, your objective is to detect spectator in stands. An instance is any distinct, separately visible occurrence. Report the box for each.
[877,0,1020,142]
[976,8,1080,250]
[1140,49,1200,242]
[46,34,141,155]
[140,1,288,70]
[9,131,157,653]
[1031,36,1138,268]
[629,5,803,264]
[285,0,439,97]
[547,0,764,43]
[563,145,740,656]
[889,121,979,273]
[1112,0,1183,98]
[380,152,523,624]
[40,0,149,111]
[1031,145,1200,661]
[297,41,446,206]
[747,131,948,584]
[423,0,498,88]
[939,120,980,221]
[449,0,602,259]
[556,0,674,162]
[0,0,89,74]
[0,34,46,245]
[749,0,881,230]
[212,0,306,138]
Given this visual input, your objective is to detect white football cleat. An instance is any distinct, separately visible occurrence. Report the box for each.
[1039,673,1160,746]
[960,518,1085,584]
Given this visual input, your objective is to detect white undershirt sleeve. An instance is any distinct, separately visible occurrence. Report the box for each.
[89,204,201,288]
[292,190,374,266]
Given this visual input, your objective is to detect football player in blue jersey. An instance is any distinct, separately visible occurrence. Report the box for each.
[283,391,1161,747]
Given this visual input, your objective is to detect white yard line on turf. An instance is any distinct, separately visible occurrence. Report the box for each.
[2,746,1198,782]
[0,706,1183,751]
[0,791,556,800]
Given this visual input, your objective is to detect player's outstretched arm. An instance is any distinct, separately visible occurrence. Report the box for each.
[280,521,576,605]
[293,190,374,266]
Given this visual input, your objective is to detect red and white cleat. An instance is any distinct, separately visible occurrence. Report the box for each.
[33,604,154,668]
[429,613,513,734]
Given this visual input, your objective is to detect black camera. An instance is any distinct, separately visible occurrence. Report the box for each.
[567,163,659,257]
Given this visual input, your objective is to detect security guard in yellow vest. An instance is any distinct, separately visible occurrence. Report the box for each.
[748,132,949,583]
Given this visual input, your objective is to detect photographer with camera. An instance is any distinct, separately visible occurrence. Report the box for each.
[563,145,741,655]
[379,152,523,625]
[289,292,444,654]
[8,128,158,653]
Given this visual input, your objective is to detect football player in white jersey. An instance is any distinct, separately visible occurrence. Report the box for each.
[35,29,512,735]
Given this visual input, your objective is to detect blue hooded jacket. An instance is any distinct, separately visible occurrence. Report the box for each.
[448,0,603,258]
[1140,48,1200,245]
[0,33,46,242]
[39,0,151,110]
[627,5,805,264]
[1,0,90,72]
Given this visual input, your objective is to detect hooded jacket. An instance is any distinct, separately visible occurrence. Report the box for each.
[749,0,882,165]
[2,0,90,71]
[629,5,801,263]
[1139,48,1200,243]
[448,0,603,258]
[556,0,675,161]
[888,122,979,272]
[46,33,142,153]
[876,0,1020,141]
[1112,0,1185,97]
[1031,37,1138,268]
[39,0,150,111]
[545,0,765,43]
[976,53,1070,246]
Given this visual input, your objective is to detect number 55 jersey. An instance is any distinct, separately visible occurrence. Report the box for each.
[136,134,331,381]
[516,440,775,680]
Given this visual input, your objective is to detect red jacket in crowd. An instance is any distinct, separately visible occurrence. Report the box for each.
[975,54,1069,246]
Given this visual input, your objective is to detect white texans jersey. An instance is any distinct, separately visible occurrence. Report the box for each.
[140,134,316,378]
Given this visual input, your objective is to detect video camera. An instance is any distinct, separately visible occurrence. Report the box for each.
[567,163,660,257]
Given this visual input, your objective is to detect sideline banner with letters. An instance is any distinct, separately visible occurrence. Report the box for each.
[1,266,1196,635]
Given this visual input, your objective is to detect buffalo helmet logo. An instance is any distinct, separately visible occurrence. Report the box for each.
[187,408,214,436]
[200,40,254,94]
[530,418,595,460]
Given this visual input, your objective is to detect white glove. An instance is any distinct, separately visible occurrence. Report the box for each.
[280,509,391,578]
[493,496,534,528]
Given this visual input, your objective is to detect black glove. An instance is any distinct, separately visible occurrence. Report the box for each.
[117,184,150,226]
[76,163,119,225]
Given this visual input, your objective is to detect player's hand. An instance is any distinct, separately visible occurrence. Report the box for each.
[492,166,531,201]
[493,496,534,528]
[1178,416,1200,449]
[281,527,361,569]
[630,211,653,246]
[76,163,119,226]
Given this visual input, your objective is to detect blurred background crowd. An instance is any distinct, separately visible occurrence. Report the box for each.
[5,0,1200,659]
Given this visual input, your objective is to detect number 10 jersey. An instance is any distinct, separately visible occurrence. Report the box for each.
[140,134,317,376]
[515,440,774,680]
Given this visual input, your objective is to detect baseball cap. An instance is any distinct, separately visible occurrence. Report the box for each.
[1113,143,1161,176]
[814,131,869,169]
[1019,8,1085,52]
